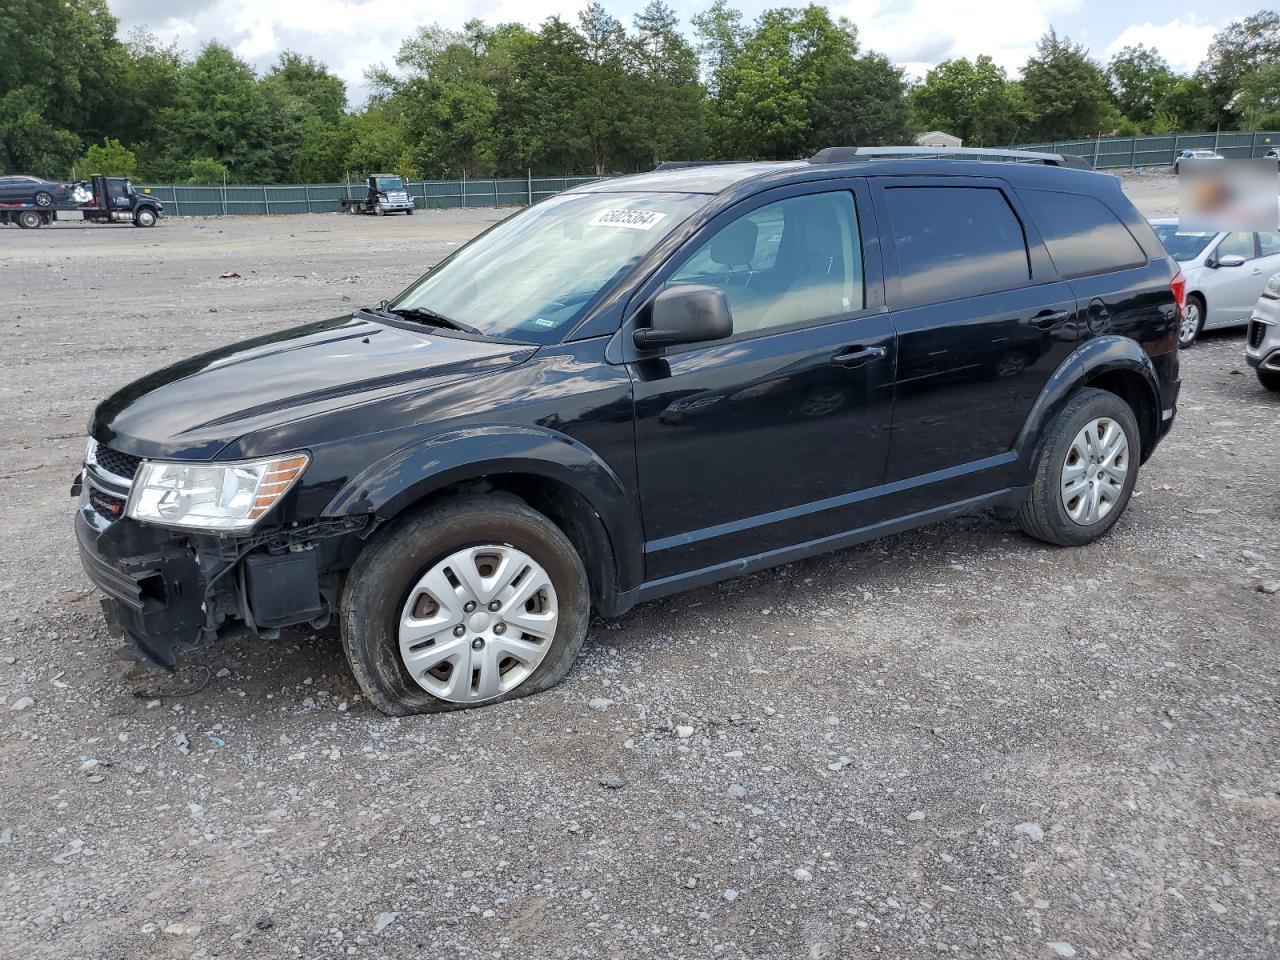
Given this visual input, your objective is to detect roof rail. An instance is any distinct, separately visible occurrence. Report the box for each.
[808,146,1093,170]
[653,160,752,170]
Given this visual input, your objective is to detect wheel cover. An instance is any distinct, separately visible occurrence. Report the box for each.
[34,193,51,207]
[1060,417,1129,526]
[1179,302,1200,343]
[397,544,558,703]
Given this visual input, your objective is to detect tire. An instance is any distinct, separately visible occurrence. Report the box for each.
[1178,294,1205,348]
[33,191,53,208]
[1258,369,1280,392]
[375,204,385,217]
[341,495,590,716]
[17,210,42,229]
[133,208,157,228]
[1017,387,1141,547]
[406,207,414,215]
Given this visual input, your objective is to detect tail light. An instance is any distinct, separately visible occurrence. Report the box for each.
[1170,272,1187,315]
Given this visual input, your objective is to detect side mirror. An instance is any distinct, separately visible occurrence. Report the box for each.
[1215,255,1246,268]
[633,284,733,350]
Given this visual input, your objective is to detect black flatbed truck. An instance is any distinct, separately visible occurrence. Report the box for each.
[339,175,415,216]
[0,175,163,229]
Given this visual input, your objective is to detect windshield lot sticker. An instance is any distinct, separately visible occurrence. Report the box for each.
[590,209,668,230]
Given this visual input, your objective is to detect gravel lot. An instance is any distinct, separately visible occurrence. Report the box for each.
[1,175,1277,960]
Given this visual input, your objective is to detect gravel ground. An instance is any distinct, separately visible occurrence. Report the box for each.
[1,177,1277,960]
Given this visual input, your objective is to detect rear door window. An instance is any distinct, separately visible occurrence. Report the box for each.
[883,186,1030,308]
[1019,189,1147,278]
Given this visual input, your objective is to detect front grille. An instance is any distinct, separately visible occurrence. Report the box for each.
[89,486,127,519]
[94,444,141,480]
[1249,320,1267,349]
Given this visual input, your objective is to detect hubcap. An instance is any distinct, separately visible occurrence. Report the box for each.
[397,544,558,703]
[1060,417,1129,526]
[1180,303,1200,344]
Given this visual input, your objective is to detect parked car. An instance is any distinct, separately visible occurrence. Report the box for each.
[1265,147,1280,168]
[1150,218,1280,346]
[74,147,1183,715]
[0,174,80,208]
[1245,273,1280,391]
[1172,149,1225,174]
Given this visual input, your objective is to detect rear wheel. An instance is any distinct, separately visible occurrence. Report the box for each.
[1258,369,1280,392]
[375,203,386,216]
[341,496,590,715]
[1017,388,1140,547]
[1178,294,1205,348]
[17,210,42,229]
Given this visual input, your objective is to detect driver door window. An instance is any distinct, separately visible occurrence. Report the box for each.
[668,192,864,335]
[1216,232,1256,261]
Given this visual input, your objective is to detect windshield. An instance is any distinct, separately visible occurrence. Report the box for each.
[376,177,404,192]
[391,191,708,342]
[1152,224,1215,262]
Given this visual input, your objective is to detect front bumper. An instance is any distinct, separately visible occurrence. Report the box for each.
[74,493,209,667]
[1245,303,1280,373]
[72,466,360,668]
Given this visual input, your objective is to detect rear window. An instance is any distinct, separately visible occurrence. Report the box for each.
[884,186,1031,307]
[1020,189,1147,278]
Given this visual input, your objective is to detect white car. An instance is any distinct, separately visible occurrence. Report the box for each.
[1172,149,1224,174]
[1149,218,1280,347]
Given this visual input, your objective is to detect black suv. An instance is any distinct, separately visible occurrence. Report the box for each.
[74,147,1183,715]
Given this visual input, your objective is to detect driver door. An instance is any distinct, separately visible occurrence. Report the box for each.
[625,181,897,581]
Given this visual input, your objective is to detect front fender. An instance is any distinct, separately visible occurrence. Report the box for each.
[1015,336,1161,463]
[323,424,644,592]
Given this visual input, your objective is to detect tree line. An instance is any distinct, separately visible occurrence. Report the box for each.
[3,0,1279,184]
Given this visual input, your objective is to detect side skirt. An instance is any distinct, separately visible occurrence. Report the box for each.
[603,487,1027,616]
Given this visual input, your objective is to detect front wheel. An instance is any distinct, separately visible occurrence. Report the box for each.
[33,191,53,208]
[341,496,590,715]
[375,204,385,216]
[133,208,157,228]
[1017,388,1140,547]
[1178,294,1205,348]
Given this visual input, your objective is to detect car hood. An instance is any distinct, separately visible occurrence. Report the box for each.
[91,314,536,460]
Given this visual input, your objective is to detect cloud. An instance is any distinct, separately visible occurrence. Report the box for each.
[1104,18,1219,74]
[839,0,1082,80]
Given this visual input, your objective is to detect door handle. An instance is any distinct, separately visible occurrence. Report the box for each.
[831,345,887,368]
[1030,309,1073,329]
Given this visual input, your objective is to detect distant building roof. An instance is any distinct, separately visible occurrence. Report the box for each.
[916,131,963,147]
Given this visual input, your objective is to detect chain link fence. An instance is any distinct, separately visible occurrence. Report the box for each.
[134,175,606,218]
[1017,130,1280,169]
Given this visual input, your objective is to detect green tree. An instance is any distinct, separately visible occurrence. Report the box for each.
[716,5,859,159]
[77,137,137,176]
[1152,76,1217,133]
[162,44,279,181]
[631,1,705,164]
[1237,62,1280,129]
[186,157,228,184]
[911,56,1029,145]
[262,52,346,124]
[1022,30,1118,140]
[1198,11,1280,125]
[0,0,125,175]
[812,52,910,148]
[1106,45,1176,129]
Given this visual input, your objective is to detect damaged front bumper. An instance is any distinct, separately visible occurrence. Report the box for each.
[72,471,365,668]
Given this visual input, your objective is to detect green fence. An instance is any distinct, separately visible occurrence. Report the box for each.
[134,175,606,217]
[1017,130,1280,169]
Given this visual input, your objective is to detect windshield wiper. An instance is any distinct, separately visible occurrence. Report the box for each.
[389,306,483,336]
[359,300,482,336]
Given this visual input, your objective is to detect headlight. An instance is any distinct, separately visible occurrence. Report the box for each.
[1264,273,1280,299]
[127,453,309,532]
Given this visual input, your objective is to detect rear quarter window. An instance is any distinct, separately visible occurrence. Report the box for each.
[1019,189,1147,279]
[883,186,1031,307]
